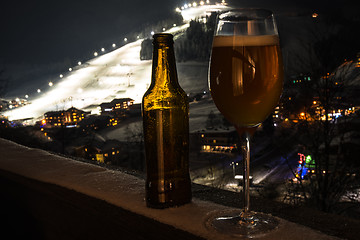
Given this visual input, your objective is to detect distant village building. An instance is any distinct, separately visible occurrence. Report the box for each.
[99,98,136,126]
[198,130,238,153]
[44,107,90,127]
[78,115,110,130]
[100,98,134,114]
[280,71,359,123]
[74,139,123,164]
[0,99,8,111]
[290,74,312,85]
[0,98,29,111]
[43,111,62,127]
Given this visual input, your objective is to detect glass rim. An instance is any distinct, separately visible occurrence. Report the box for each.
[218,8,274,22]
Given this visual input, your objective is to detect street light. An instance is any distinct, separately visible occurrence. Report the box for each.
[94,52,98,57]
[78,61,82,66]
[69,67,72,72]
[49,82,53,87]
[37,89,41,93]
[59,74,63,78]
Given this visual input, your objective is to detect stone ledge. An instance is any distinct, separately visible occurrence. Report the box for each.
[0,169,205,240]
[0,138,348,239]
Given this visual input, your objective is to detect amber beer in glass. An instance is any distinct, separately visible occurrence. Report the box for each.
[209,35,283,127]
[142,33,191,208]
[206,9,283,236]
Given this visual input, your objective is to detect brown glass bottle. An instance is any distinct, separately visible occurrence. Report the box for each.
[142,33,192,208]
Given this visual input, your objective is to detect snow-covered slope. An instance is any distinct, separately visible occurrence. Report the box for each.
[3,4,229,122]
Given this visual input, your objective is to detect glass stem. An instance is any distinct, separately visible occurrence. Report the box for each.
[241,132,251,213]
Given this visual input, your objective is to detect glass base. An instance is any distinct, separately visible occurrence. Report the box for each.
[205,209,279,238]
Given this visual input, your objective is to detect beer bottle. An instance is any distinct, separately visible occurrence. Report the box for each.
[142,33,192,208]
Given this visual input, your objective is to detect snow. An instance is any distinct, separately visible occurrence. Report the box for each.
[2,4,230,123]
[0,137,340,240]
[180,4,229,22]
[3,39,151,122]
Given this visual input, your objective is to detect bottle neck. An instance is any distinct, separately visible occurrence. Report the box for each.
[151,36,178,89]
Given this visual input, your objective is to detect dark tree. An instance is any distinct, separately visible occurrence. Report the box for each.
[279,11,360,213]
[175,13,217,62]
[140,38,152,60]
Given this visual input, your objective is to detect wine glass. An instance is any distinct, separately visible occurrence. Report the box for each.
[206,9,283,237]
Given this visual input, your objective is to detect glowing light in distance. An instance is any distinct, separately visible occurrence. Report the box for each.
[200,1,204,5]
[162,27,166,31]
[173,24,177,27]
[69,67,72,72]
[78,61,82,65]
[124,38,128,42]
[175,7,181,12]
[151,31,155,35]
[136,36,140,39]
[60,74,63,78]
[112,43,116,47]
[77,88,83,93]
[193,2,197,7]
[16,98,20,102]
[94,52,98,56]
[101,48,105,52]
[49,82,53,87]
[37,89,41,93]
[25,95,29,99]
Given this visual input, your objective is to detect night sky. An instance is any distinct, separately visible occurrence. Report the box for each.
[0,0,177,64]
[0,0,358,97]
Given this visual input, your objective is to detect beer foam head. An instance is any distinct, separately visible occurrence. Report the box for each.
[213,35,279,47]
